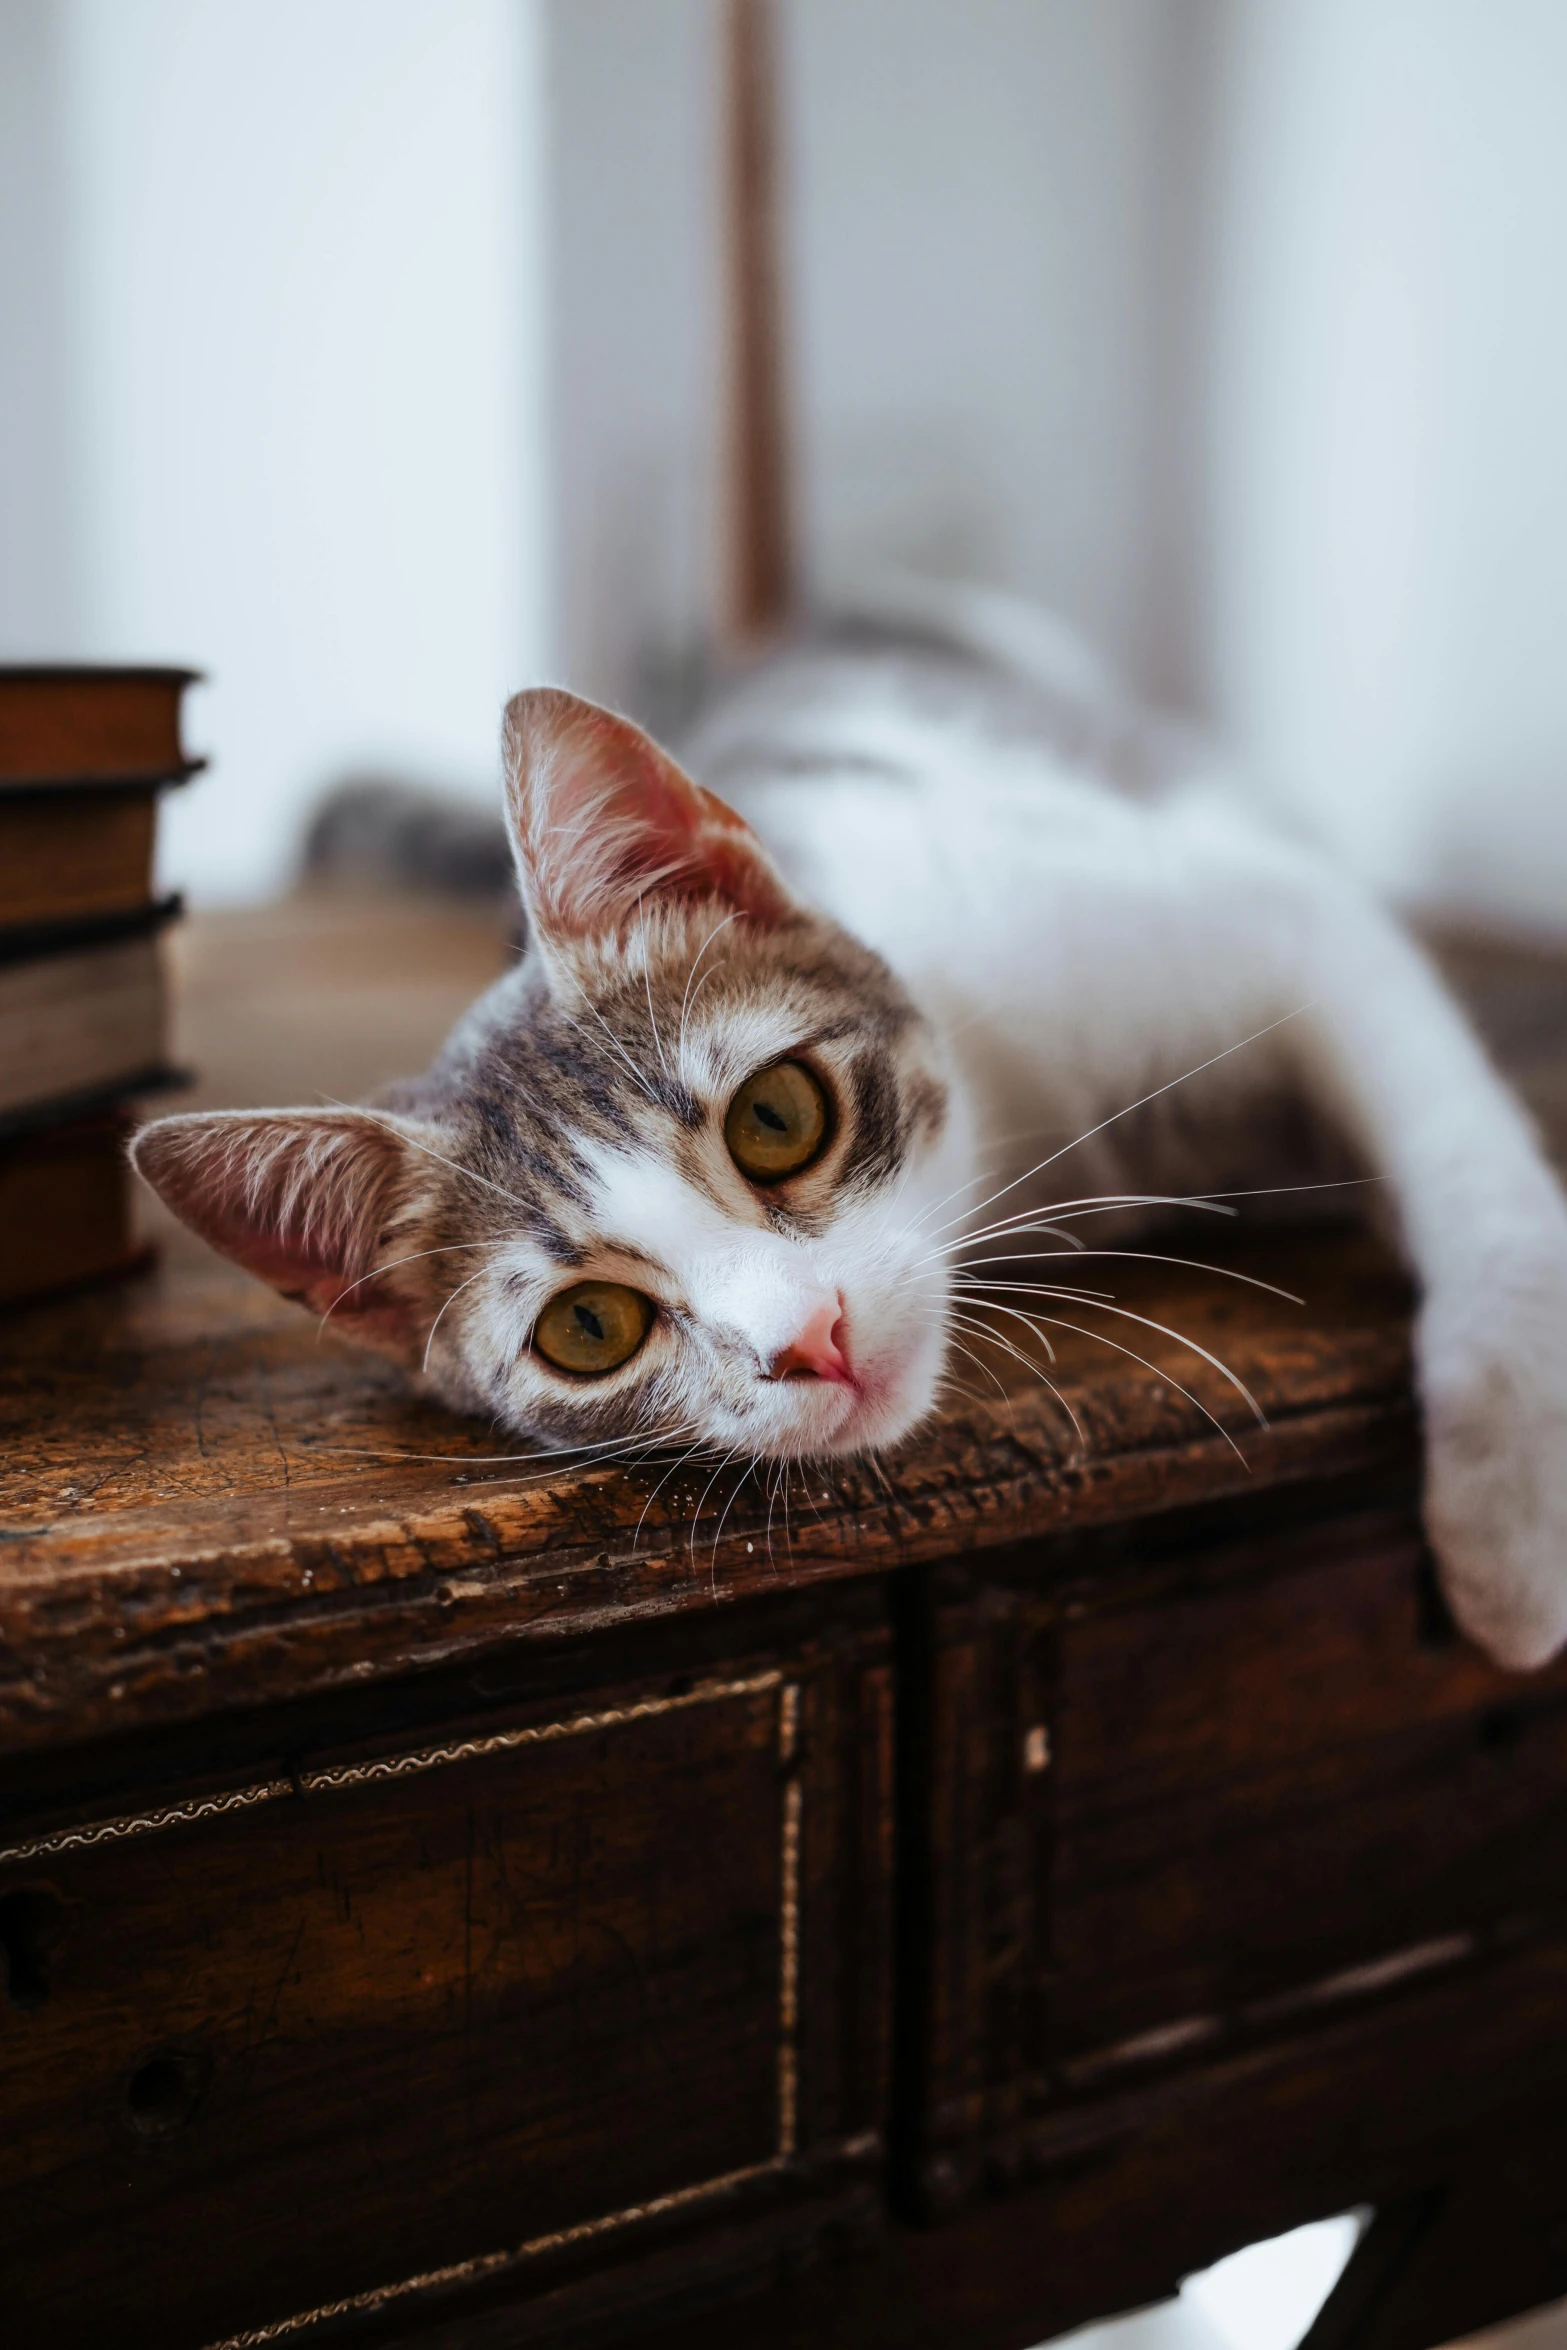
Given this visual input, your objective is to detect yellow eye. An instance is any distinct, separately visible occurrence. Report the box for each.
[725,1060,829,1182]
[533,1281,653,1376]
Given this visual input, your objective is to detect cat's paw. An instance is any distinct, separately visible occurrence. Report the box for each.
[1420,1253,1567,1670]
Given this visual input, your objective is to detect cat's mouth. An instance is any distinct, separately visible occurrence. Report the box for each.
[796,1374,927,1460]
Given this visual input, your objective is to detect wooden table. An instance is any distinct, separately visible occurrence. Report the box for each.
[6,899,1567,2350]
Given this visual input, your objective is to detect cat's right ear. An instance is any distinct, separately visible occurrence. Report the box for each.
[501,687,797,956]
[130,1107,440,1359]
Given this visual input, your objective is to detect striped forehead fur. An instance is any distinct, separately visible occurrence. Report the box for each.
[419,894,927,1186]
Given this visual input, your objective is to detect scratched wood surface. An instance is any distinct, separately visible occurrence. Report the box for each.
[2,898,1559,1757]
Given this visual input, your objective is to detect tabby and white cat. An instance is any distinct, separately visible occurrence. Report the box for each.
[133,584,1567,1670]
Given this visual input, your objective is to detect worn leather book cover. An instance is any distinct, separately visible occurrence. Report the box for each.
[0,1111,147,1309]
[0,789,161,927]
[0,901,185,1131]
[0,667,203,790]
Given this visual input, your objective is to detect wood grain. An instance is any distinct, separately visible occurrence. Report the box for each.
[2,1618,891,2350]
[1049,1510,1567,2059]
[905,1491,1567,2227]
[0,1216,1415,1755]
[623,1933,1567,2350]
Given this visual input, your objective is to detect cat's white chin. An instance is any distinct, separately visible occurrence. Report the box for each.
[819,1384,935,1459]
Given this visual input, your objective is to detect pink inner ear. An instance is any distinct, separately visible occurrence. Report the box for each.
[232,1223,372,1318]
[130,1111,422,1353]
[505,688,795,940]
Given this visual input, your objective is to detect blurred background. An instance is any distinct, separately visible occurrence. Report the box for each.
[5,0,1567,929]
[6,7,1567,2342]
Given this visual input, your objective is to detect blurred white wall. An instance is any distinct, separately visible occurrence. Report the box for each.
[547,0,720,715]
[551,0,1567,936]
[0,0,546,901]
[547,0,1186,701]
[784,0,1183,684]
[6,0,1567,930]
[0,1,78,651]
[1199,0,1567,928]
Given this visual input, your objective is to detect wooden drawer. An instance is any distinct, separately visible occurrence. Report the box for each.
[1,1621,891,2349]
[910,1493,1567,2214]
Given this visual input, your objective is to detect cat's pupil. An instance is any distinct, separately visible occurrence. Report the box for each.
[575,1304,605,1341]
[723,1058,829,1182]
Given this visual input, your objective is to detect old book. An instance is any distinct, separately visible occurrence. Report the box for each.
[0,909,179,1132]
[0,667,202,790]
[0,1113,145,1308]
[0,789,160,928]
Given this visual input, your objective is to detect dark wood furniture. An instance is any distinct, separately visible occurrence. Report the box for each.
[6,904,1567,2350]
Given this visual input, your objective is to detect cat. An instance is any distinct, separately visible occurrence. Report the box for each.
[132,580,1567,1671]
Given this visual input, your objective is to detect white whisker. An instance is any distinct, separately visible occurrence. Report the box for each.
[763,1458,784,1567]
[636,894,672,1081]
[912,1193,1238,1268]
[631,1434,712,1552]
[676,910,743,1069]
[942,1329,1012,1404]
[318,1424,699,1468]
[959,1277,1118,1302]
[968,1297,1255,1464]
[948,1307,1086,1447]
[710,1452,759,1579]
[688,1445,743,1569]
[446,1431,703,1494]
[558,1000,658,1105]
[954,1250,1305,1305]
[315,1239,498,1337]
[970,1288,1265,1425]
[319,1097,533,1215]
[914,1007,1315,1253]
[423,1267,507,1373]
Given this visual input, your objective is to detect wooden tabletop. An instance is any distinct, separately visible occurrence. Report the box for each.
[8,895,1560,1759]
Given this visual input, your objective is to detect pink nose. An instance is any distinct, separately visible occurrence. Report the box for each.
[769,1299,852,1385]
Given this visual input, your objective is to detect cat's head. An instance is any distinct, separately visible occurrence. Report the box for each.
[133,689,967,1462]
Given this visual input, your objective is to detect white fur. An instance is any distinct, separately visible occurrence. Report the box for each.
[471,1074,969,1462]
[691,587,1567,1671]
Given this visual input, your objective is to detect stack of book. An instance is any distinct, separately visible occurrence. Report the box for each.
[0,668,201,1309]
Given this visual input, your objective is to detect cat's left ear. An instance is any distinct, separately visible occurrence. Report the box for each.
[501,687,797,951]
[130,1107,441,1362]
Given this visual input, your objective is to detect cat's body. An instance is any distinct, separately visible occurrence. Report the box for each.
[135,584,1567,1670]
[681,590,1358,1239]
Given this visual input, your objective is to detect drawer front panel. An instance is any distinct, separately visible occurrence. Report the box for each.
[913,1507,1567,2210]
[1,1674,793,2349]
[1050,1519,1567,2061]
